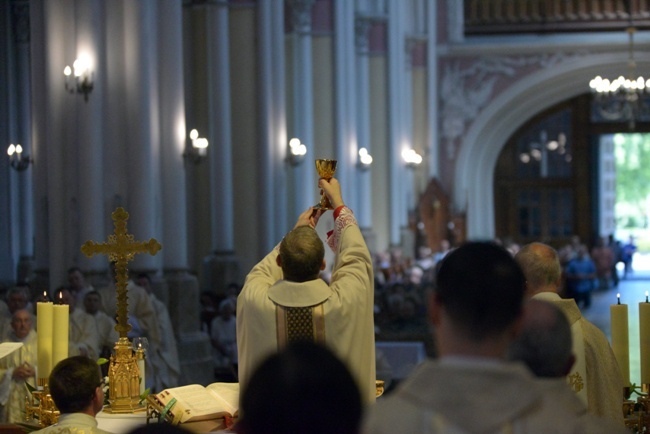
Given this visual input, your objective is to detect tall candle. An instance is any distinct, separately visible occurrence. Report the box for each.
[52,300,69,367]
[611,293,631,386]
[136,348,145,395]
[37,300,53,384]
[640,291,650,385]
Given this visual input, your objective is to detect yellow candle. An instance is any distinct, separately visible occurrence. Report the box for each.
[52,302,69,366]
[37,300,53,382]
[611,293,630,386]
[640,291,650,385]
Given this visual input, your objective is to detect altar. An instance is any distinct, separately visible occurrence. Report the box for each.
[96,410,149,433]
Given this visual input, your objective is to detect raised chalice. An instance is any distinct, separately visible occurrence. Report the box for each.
[314,159,337,210]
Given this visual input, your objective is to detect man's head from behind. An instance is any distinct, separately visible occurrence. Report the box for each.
[514,242,562,296]
[508,299,574,378]
[49,355,103,415]
[278,226,325,282]
[239,341,362,434]
[434,242,526,342]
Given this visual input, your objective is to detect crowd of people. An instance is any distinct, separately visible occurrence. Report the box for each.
[0,175,636,432]
[0,266,181,424]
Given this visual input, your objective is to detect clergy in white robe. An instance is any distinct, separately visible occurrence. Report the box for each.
[237,178,376,403]
[56,288,100,360]
[0,310,37,423]
[83,291,118,358]
[515,242,624,425]
[33,355,112,434]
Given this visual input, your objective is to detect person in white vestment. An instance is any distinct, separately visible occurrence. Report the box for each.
[135,273,180,391]
[55,288,100,360]
[68,266,95,308]
[362,242,619,434]
[237,177,376,403]
[0,309,37,423]
[33,355,113,434]
[83,291,118,360]
[210,299,238,380]
[0,287,30,341]
[515,242,624,425]
[508,299,626,433]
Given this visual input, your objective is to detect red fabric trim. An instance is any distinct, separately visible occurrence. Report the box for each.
[333,205,345,219]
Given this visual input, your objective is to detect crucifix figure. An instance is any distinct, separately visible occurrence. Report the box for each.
[80,207,161,413]
[81,207,161,337]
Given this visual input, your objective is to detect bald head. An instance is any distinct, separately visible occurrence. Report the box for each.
[514,243,562,295]
[508,299,574,378]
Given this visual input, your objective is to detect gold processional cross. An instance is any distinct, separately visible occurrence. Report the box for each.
[80,207,161,413]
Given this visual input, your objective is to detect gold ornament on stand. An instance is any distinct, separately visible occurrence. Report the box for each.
[313,159,337,210]
[25,384,60,427]
[81,207,161,414]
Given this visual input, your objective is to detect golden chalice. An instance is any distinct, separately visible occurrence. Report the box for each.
[314,159,337,210]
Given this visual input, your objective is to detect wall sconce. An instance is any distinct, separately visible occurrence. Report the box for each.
[64,56,94,102]
[7,143,32,171]
[402,148,422,169]
[287,137,307,166]
[184,129,209,164]
[357,147,373,171]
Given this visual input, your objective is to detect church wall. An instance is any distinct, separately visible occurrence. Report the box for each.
[412,67,428,210]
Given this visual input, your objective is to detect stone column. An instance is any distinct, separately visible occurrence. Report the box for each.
[387,0,406,246]
[74,0,105,275]
[201,0,240,293]
[427,0,439,179]
[287,0,316,218]
[10,0,34,283]
[333,0,357,211]
[355,15,375,249]
[123,0,160,272]
[257,0,287,252]
[157,0,211,388]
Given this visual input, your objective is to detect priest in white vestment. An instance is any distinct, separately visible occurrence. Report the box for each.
[237,178,376,403]
[56,288,100,360]
[515,242,624,425]
[83,291,118,359]
[136,273,180,391]
[0,309,37,423]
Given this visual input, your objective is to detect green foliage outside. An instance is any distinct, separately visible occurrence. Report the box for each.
[615,133,650,231]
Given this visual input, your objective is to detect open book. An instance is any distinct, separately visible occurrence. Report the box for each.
[151,382,239,424]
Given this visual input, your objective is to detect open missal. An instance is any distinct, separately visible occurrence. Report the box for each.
[151,382,239,424]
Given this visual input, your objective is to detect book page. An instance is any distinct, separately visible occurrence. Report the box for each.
[156,384,231,423]
[205,382,239,416]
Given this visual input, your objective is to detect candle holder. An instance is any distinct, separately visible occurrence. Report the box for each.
[25,383,60,427]
[622,387,650,432]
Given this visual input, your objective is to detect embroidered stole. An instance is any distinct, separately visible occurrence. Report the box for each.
[276,304,326,348]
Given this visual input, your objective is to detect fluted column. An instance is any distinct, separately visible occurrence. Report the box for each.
[74,0,104,274]
[158,0,188,272]
[334,0,357,211]
[258,0,287,252]
[427,0,439,179]
[207,0,234,254]
[123,0,160,271]
[288,0,316,218]
[200,0,240,292]
[387,0,406,246]
[355,16,373,232]
[9,0,34,282]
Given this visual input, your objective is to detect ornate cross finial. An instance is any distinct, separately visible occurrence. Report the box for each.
[81,207,161,338]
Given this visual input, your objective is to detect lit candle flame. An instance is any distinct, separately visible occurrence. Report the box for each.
[646,291,649,303]
[617,293,621,305]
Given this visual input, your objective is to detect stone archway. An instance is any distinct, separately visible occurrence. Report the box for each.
[454,51,650,239]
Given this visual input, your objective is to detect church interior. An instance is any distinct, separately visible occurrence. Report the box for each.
[2,0,650,412]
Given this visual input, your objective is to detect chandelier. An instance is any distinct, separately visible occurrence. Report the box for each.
[589,22,650,129]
